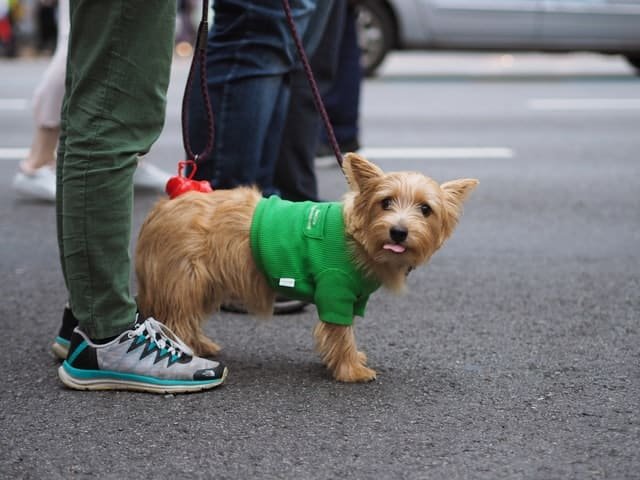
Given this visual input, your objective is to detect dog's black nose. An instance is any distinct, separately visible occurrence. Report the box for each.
[390,226,408,243]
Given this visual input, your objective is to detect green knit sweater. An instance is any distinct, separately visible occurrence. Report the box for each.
[250,196,380,326]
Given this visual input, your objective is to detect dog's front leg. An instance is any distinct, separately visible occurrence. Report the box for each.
[313,321,376,382]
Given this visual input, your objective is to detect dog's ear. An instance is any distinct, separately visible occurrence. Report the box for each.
[342,153,384,192]
[439,178,479,245]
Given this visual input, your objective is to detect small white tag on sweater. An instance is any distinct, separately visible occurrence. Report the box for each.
[279,278,295,288]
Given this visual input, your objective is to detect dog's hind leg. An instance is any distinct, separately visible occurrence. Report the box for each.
[168,260,223,357]
[137,259,221,357]
[313,321,376,382]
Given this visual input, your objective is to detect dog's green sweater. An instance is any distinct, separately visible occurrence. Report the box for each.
[250,196,380,326]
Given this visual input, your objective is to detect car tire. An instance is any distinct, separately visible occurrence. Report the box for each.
[625,54,640,75]
[356,0,395,77]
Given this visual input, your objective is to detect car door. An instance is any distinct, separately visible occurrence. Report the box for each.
[540,0,640,49]
[416,0,542,48]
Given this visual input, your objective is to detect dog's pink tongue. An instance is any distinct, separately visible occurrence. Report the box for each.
[383,243,406,254]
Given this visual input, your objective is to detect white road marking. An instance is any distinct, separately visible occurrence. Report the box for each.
[0,99,29,110]
[357,147,513,160]
[4,146,515,163]
[0,148,29,159]
[528,98,640,111]
[315,147,514,167]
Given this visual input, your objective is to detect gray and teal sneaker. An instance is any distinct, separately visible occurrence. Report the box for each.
[51,306,78,360]
[58,317,227,394]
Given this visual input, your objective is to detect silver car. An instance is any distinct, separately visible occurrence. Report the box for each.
[358,0,640,75]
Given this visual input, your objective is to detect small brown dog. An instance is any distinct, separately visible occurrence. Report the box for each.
[135,153,477,382]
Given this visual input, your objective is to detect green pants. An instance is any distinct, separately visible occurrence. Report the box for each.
[56,0,176,339]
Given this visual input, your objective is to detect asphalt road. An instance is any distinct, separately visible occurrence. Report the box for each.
[1,52,639,479]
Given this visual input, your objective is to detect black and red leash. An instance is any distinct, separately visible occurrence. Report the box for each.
[168,0,343,199]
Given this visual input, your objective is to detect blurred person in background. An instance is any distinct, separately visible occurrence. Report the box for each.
[11,0,68,200]
[187,0,348,200]
[35,0,57,53]
[175,0,196,49]
[0,0,17,57]
[12,0,173,202]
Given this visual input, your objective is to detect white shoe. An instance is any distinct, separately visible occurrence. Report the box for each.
[133,162,172,191]
[58,317,227,393]
[12,167,56,202]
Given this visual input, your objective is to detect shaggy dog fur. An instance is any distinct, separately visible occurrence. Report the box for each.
[135,153,477,382]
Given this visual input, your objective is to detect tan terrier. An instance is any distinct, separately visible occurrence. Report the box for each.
[135,153,478,382]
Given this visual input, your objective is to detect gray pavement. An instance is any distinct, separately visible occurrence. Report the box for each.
[1,52,639,479]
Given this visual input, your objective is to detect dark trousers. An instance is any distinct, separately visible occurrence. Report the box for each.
[320,4,362,147]
[187,0,317,196]
[275,0,348,201]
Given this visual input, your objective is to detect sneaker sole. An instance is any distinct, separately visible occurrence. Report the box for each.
[221,300,308,315]
[58,362,228,394]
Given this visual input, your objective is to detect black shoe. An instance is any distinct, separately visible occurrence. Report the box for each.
[221,296,308,315]
[52,302,148,360]
[273,296,308,315]
[219,302,249,314]
[51,306,78,360]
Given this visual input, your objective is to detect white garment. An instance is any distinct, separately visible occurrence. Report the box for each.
[32,0,69,127]
[12,166,56,202]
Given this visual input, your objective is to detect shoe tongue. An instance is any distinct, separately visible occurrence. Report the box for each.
[383,243,406,253]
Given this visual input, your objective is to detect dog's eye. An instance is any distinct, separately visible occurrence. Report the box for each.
[420,203,432,217]
[381,197,392,210]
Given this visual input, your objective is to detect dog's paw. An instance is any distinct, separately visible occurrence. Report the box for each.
[333,351,376,383]
[333,362,377,383]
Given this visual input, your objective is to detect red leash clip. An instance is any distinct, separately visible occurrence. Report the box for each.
[165,160,213,199]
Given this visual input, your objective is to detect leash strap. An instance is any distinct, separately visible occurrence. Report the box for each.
[281,0,344,169]
[181,0,214,163]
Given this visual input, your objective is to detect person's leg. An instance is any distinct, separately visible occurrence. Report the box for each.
[57,0,174,340]
[188,0,316,193]
[202,75,290,193]
[254,79,290,197]
[57,0,227,393]
[274,0,345,202]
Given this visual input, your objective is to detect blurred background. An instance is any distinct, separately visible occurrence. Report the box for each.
[356,0,640,76]
[2,0,640,74]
